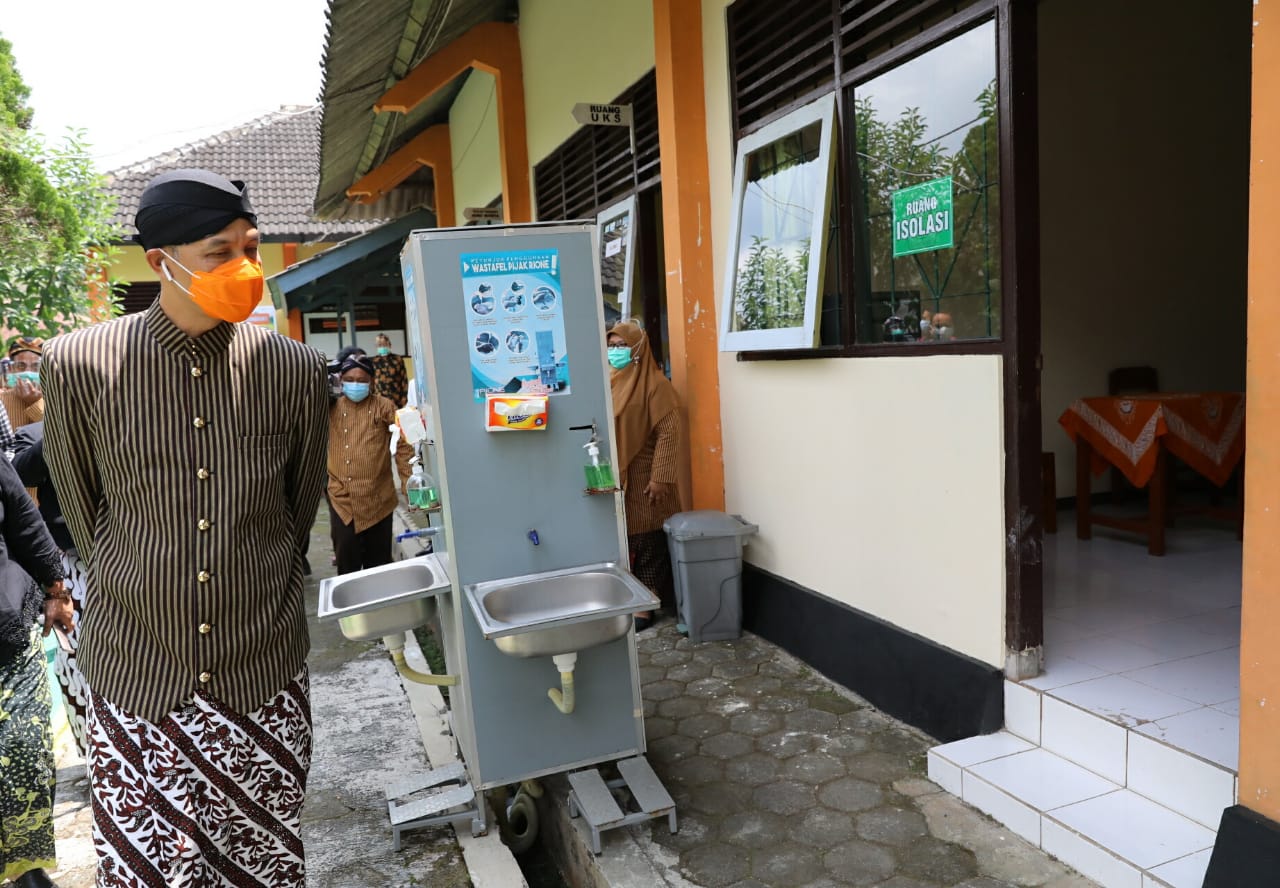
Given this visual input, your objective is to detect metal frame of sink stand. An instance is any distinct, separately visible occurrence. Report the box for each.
[385,761,489,851]
[566,755,677,855]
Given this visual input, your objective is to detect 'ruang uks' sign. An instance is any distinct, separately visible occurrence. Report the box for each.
[571,103,633,127]
[891,176,954,258]
[463,206,503,223]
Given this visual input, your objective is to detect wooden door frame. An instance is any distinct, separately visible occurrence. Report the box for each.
[997,0,1045,678]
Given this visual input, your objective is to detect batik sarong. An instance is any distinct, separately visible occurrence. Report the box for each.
[52,548,89,756]
[0,628,56,883]
[86,668,311,887]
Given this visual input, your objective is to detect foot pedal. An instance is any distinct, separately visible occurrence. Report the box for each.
[386,761,467,800]
[566,755,678,855]
[385,761,486,851]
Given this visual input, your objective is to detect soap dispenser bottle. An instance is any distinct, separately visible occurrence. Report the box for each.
[406,456,440,511]
[583,434,615,492]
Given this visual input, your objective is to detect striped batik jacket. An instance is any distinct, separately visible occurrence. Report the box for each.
[42,301,329,721]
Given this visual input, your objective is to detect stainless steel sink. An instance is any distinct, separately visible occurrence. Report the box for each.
[318,553,452,641]
[463,563,659,657]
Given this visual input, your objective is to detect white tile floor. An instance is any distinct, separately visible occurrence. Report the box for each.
[928,513,1240,887]
[1043,514,1241,770]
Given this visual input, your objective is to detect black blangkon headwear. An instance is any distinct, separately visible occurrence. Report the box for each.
[133,169,257,249]
[339,355,376,377]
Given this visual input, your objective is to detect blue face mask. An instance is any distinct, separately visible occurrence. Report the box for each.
[343,382,371,402]
[376,346,390,356]
[607,347,632,370]
[6,371,39,388]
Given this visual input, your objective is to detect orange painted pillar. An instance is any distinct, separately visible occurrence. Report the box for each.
[88,261,113,323]
[280,244,304,341]
[287,308,304,343]
[374,22,531,223]
[1240,0,1280,823]
[652,0,724,511]
[348,125,456,227]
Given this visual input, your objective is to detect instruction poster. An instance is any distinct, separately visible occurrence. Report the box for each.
[460,248,571,402]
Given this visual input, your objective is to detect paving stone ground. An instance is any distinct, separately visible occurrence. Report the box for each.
[629,620,1097,888]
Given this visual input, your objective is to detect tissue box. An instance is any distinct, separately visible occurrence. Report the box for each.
[485,394,548,431]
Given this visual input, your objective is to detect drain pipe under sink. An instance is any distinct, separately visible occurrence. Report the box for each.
[382,634,459,686]
[547,652,577,714]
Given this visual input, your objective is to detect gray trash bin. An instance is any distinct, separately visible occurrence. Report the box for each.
[663,511,758,643]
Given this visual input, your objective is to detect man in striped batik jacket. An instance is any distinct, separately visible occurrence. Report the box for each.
[42,169,329,887]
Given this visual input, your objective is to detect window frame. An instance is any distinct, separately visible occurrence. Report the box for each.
[720,92,839,353]
[597,194,639,325]
[727,0,1003,361]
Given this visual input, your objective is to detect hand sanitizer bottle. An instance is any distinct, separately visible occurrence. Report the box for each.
[583,435,615,491]
[406,457,440,510]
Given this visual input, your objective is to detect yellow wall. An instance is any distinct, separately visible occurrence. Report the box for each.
[115,243,297,282]
[450,70,503,217]
[1038,0,1250,496]
[701,0,1006,667]
[517,0,657,212]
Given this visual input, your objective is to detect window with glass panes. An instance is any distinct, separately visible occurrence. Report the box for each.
[726,0,1000,352]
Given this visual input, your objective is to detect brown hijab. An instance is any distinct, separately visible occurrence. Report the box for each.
[609,322,680,475]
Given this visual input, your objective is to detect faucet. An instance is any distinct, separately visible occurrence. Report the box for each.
[395,527,441,543]
[396,526,443,553]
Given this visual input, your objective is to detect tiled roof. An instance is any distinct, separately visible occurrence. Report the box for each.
[104,106,383,244]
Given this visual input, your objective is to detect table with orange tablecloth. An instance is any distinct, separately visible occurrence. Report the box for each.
[1058,393,1245,555]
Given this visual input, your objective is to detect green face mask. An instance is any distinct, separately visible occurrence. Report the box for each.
[607,347,632,370]
[376,346,390,356]
[6,371,38,388]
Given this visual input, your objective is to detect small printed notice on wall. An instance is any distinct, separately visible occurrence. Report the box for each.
[892,176,954,258]
[460,249,571,403]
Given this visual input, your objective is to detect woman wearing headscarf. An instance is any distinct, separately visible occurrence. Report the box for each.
[328,353,414,575]
[607,322,682,630]
[0,448,72,888]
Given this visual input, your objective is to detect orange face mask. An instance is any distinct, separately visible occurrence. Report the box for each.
[160,251,264,323]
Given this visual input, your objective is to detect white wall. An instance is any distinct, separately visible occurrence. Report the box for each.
[702,0,1007,668]
[1038,0,1250,495]
[518,0,656,172]
[450,70,502,219]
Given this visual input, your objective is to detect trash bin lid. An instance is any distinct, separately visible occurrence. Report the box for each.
[663,510,758,541]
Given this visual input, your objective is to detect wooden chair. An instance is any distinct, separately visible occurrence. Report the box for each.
[1108,365,1159,396]
[1042,451,1057,533]
[1108,366,1159,501]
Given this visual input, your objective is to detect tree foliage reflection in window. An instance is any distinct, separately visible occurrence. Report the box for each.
[721,93,836,351]
[854,22,1000,344]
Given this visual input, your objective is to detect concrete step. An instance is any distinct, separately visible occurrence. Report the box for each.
[1004,679,1237,830]
[928,675,1237,888]
[928,735,1216,887]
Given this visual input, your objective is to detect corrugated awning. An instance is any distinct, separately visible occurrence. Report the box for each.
[266,208,437,313]
[314,0,517,220]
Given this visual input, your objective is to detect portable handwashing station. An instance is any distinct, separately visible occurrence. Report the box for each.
[318,223,676,853]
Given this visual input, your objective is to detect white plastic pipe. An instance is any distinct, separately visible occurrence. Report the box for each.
[382,633,459,687]
[547,651,578,714]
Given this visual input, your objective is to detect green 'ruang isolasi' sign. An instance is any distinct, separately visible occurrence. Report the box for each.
[892,176,953,258]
